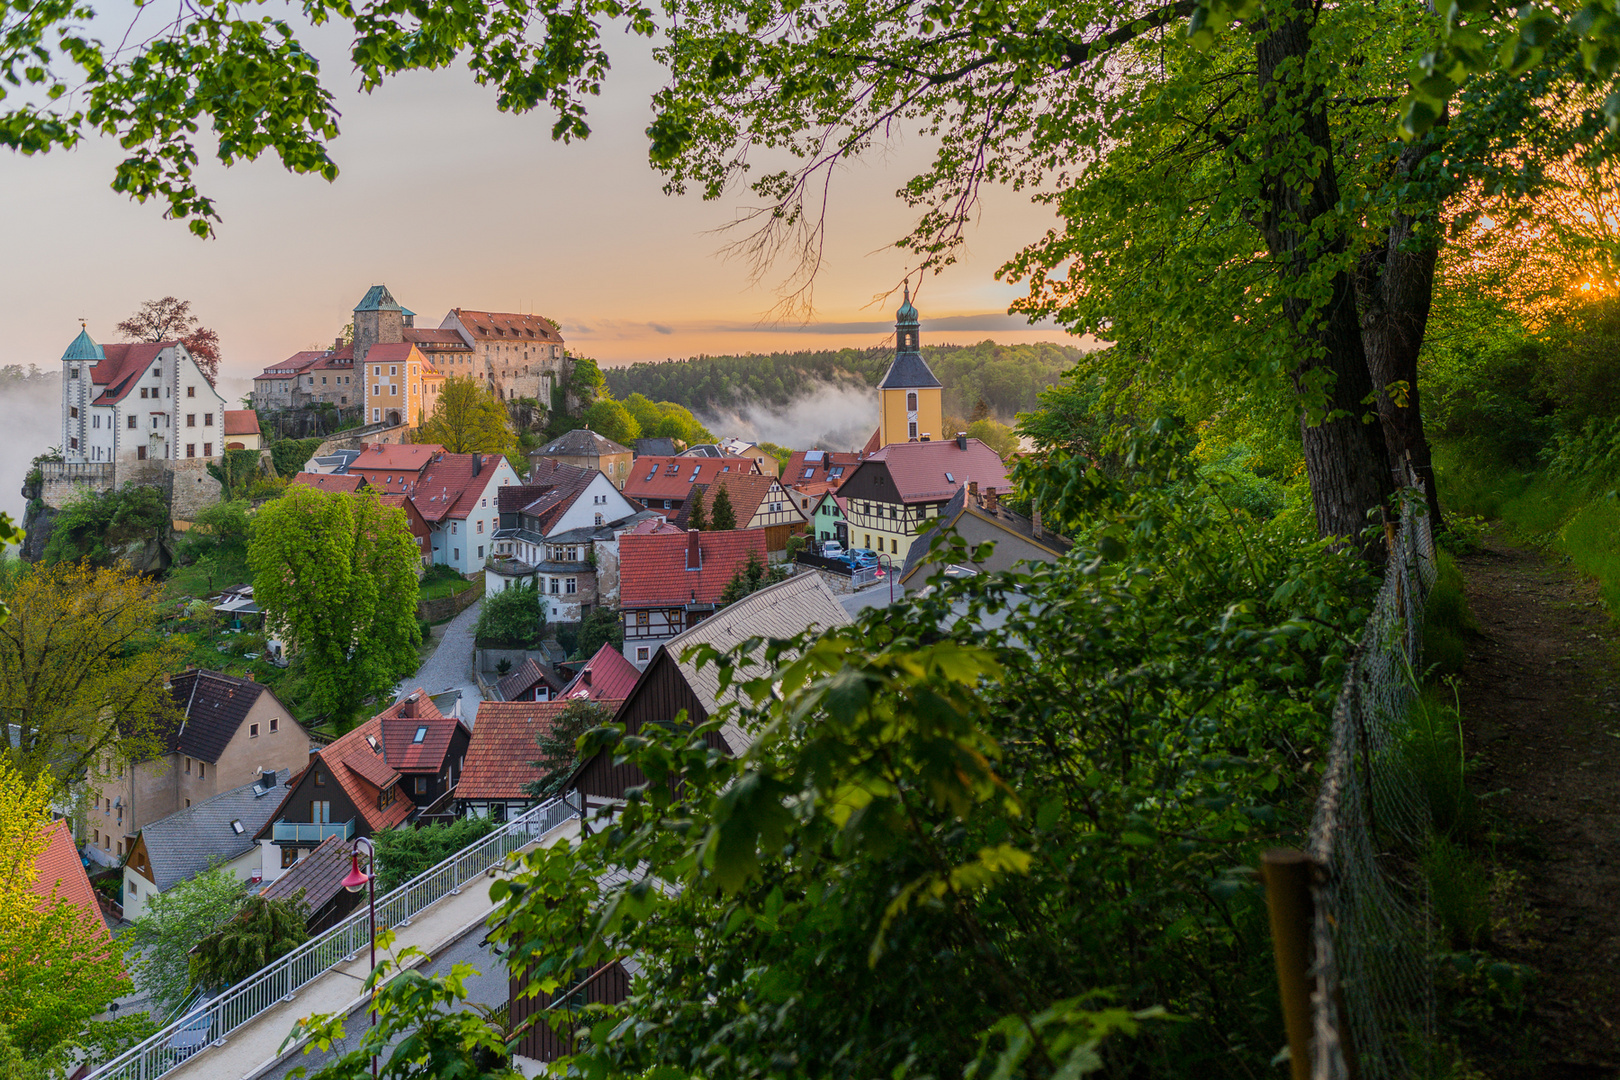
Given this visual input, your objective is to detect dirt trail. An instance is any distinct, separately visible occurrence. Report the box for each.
[1455,536,1620,1077]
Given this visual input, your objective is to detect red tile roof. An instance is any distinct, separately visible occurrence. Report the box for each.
[312,348,354,368]
[783,449,861,490]
[861,427,882,456]
[376,692,466,773]
[414,453,506,522]
[461,700,618,800]
[618,529,766,608]
[404,328,472,348]
[683,473,797,529]
[561,644,642,702]
[289,472,367,493]
[346,443,444,475]
[256,350,327,381]
[347,444,447,497]
[626,518,684,536]
[449,309,564,343]
[361,342,420,364]
[32,820,110,948]
[89,342,172,405]
[863,437,1010,503]
[301,712,421,835]
[625,456,759,503]
[223,410,259,436]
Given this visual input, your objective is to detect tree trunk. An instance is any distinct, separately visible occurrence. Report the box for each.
[1254,4,1395,560]
[1359,133,1448,534]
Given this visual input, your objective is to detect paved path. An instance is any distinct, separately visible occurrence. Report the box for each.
[161,816,580,1080]
[402,598,483,716]
[256,918,510,1080]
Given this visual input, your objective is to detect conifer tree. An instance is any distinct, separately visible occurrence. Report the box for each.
[709,483,737,531]
[687,486,708,531]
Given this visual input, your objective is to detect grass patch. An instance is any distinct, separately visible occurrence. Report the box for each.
[1434,442,1620,619]
[418,576,474,602]
[1424,549,1477,681]
[1426,836,1495,951]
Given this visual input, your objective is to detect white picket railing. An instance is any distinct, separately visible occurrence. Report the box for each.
[88,794,581,1080]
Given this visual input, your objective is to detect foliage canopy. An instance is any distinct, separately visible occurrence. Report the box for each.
[247,487,422,729]
[0,561,183,795]
[415,376,518,457]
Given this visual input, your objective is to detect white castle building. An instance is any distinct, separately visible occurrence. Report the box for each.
[60,327,227,467]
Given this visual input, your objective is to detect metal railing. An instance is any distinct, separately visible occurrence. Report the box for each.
[87,793,581,1080]
[271,819,355,844]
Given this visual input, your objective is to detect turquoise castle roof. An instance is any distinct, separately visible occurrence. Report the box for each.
[62,328,104,362]
[354,285,404,312]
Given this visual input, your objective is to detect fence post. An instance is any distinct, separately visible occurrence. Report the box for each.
[1262,848,1316,1080]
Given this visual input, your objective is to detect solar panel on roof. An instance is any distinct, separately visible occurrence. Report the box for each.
[805,450,825,462]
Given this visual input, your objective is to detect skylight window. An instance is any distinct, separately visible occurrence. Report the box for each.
[366,735,381,754]
[945,472,955,483]
[802,468,815,479]
[665,464,679,476]
[230,819,245,835]
[413,726,427,743]
[829,467,844,478]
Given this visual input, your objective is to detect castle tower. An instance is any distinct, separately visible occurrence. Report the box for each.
[877,283,943,447]
[351,284,413,370]
[61,325,104,463]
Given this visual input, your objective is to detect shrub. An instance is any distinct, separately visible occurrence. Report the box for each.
[475,581,544,648]
[374,817,498,891]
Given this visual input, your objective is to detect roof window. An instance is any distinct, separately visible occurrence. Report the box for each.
[366,734,381,754]
[413,725,427,743]
[230,819,245,835]
[802,468,815,479]
[665,464,679,476]
[945,472,955,483]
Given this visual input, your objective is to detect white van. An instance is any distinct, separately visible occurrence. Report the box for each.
[820,541,845,559]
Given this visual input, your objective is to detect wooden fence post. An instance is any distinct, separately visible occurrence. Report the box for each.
[1262,848,1316,1080]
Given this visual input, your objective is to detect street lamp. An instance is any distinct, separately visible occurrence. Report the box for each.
[877,553,895,603]
[342,836,378,1079]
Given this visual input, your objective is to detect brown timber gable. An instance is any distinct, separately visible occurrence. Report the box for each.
[127,834,156,885]
[571,647,720,800]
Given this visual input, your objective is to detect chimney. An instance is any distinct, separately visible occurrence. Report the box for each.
[686,529,701,571]
[967,480,978,505]
[245,671,255,682]
[583,668,593,687]
[956,432,968,451]
[259,768,277,789]
[983,487,1000,515]
[473,454,482,477]
[1031,501,1044,540]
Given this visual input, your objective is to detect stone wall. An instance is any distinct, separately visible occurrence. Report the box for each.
[39,461,114,510]
[167,457,224,520]
[418,577,484,624]
[306,420,411,462]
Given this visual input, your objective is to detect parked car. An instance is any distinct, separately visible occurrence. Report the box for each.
[848,548,881,567]
[820,541,846,559]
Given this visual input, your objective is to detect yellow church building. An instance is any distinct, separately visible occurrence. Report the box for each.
[875,284,944,448]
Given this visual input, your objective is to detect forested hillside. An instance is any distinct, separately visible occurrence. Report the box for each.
[603,340,1086,422]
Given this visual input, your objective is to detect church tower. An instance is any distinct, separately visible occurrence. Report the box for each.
[877,283,943,447]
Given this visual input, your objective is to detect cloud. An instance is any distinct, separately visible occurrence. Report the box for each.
[649,322,674,335]
[696,382,879,453]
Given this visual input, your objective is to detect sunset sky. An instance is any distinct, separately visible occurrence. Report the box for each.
[0,21,1071,387]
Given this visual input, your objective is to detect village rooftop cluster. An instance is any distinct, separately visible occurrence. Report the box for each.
[28,283,1075,1079]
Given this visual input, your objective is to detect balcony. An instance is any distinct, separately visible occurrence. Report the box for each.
[272,818,355,845]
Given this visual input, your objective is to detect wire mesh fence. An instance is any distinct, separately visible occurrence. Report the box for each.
[86,793,581,1080]
[1301,487,1440,1080]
